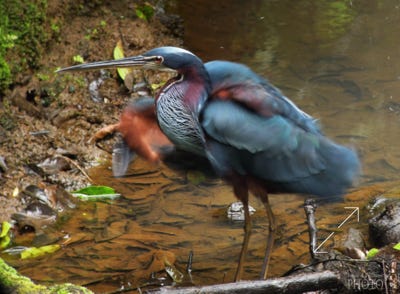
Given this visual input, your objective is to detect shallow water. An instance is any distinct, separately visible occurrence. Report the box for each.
[6,1,400,292]
[169,0,400,183]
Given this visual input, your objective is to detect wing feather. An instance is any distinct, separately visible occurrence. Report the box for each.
[205,60,320,134]
[201,100,326,182]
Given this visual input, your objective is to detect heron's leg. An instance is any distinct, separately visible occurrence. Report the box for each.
[232,180,251,282]
[260,194,275,279]
[235,198,251,281]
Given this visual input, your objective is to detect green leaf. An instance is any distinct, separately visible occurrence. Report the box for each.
[0,235,10,249]
[72,185,121,201]
[73,185,116,195]
[113,40,132,81]
[393,243,400,251]
[72,55,84,64]
[0,222,11,249]
[72,193,121,201]
[20,244,60,259]
[366,248,379,260]
[135,9,147,20]
[0,221,11,238]
[135,3,155,21]
[150,82,166,91]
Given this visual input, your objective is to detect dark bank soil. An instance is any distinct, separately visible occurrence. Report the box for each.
[0,1,182,222]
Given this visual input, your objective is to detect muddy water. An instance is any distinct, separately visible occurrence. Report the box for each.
[171,0,400,183]
[6,1,400,293]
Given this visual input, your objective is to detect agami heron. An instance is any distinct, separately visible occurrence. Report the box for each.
[58,46,360,281]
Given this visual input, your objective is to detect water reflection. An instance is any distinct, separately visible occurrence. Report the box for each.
[170,0,400,183]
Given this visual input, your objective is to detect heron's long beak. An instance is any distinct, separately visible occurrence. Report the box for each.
[56,55,161,73]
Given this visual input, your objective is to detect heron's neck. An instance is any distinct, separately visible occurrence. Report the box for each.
[156,66,210,114]
[184,67,210,113]
[154,65,210,156]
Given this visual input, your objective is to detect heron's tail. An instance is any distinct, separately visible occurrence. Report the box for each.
[286,138,361,200]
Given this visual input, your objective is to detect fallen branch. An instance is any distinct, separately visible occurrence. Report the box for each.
[146,271,341,294]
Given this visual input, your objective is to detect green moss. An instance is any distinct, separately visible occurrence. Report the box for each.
[0,58,11,91]
[0,0,55,93]
[5,0,48,68]
[0,258,94,294]
[0,257,48,293]
[0,18,16,92]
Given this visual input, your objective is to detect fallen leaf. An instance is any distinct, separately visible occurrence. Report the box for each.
[366,248,379,259]
[20,244,61,259]
[72,185,121,201]
[113,40,132,81]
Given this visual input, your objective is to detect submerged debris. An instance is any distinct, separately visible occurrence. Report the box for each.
[11,184,77,233]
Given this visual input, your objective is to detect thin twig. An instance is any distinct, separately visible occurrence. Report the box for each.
[58,155,93,183]
[186,250,194,284]
[304,198,318,260]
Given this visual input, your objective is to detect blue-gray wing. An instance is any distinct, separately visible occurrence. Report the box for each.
[201,99,360,197]
[205,61,321,135]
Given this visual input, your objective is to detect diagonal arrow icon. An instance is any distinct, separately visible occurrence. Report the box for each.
[339,207,359,228]
[313,206,360,254]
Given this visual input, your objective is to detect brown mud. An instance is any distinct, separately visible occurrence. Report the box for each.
[0,0,182,221]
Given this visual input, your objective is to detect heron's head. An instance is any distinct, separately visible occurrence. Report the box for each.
[56,46,205,75]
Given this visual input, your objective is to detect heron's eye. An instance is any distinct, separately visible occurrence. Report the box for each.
[155,56,163,63]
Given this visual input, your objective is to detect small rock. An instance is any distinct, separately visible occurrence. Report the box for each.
[338,228,367,259]
[369,201,400,246]
[37,156,71,174]
[13,184,78,233]
[227,201,256,221]
[52,107,80,127]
